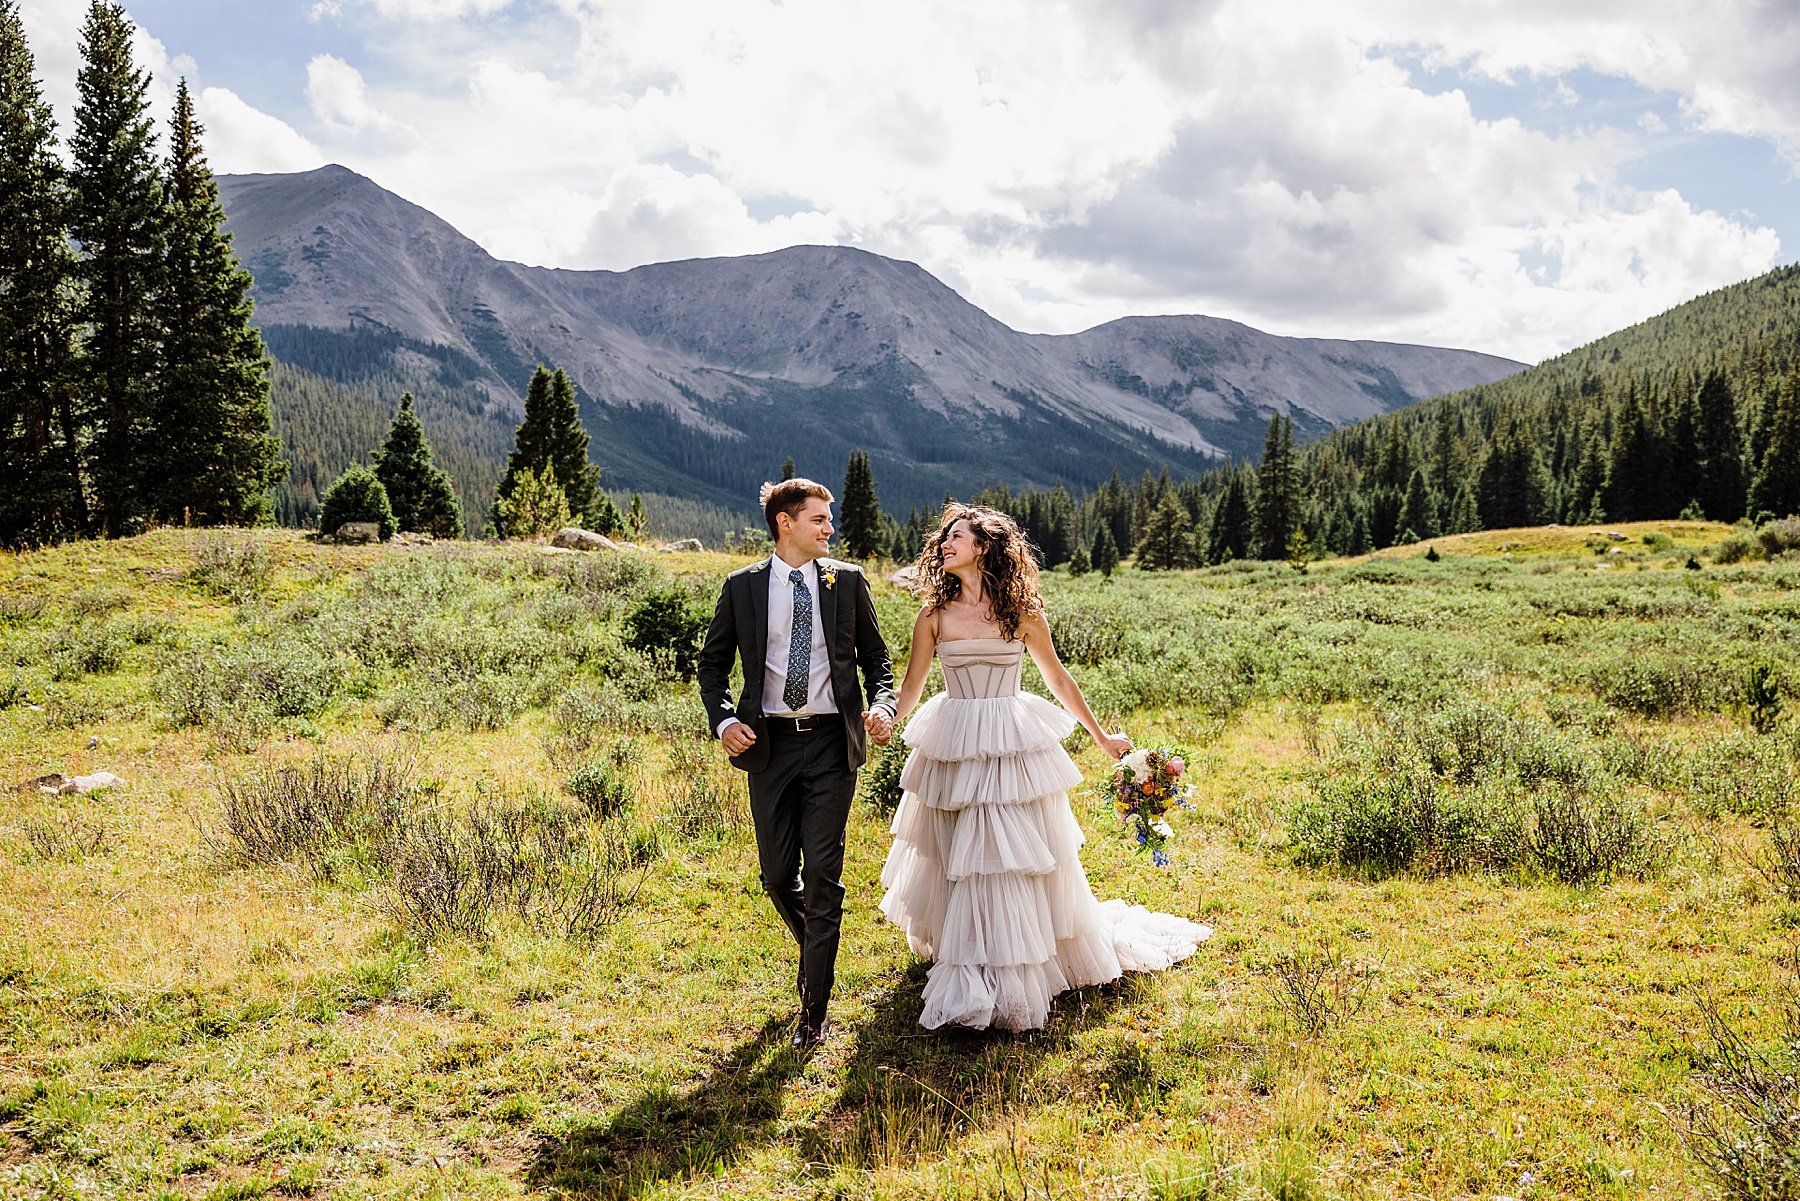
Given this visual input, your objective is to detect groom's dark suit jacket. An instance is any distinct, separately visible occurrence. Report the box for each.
[697,558,896,775]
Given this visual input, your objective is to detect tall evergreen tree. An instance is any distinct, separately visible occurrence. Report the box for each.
[1135,491,1192,570]
[70,0,164,536]
[153,79,283,526]
[1693,369,1745,522]
[1396,467,1439,542]
[839,449,882,559]
[0,0,84,545]
[1204,469,1253,563]
[1604,385,1670,522]
[1749,364,1800,520]
[1475,415,1549,529]
[374,392,462,537]
[496,365,615,533]
[780,456,795,481]
[1090,522,1120,578]
[1253,415,1297,560]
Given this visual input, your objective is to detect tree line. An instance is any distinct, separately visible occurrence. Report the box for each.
[0,1,283,548]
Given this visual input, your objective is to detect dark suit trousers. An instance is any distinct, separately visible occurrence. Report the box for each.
[748,721,856,1022]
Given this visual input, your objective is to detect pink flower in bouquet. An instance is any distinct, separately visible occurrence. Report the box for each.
[1167,756,1185,777]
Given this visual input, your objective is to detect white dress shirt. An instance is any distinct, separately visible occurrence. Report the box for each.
[716,553,833,737]
[762,552,834,718]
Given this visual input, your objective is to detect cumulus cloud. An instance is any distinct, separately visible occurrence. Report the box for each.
[18,0,1798,362]
[196,88,324,175]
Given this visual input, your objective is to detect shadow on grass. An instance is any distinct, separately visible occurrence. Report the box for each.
[525,962,1150,1197]
[525,1012,800,1198]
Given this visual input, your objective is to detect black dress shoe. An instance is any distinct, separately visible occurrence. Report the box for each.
[792,1015,830,1051]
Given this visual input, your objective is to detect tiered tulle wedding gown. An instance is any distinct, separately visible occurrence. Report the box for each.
[878,638,1212,1031]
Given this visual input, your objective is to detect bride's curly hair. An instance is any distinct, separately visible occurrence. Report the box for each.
[916,504,1044,641]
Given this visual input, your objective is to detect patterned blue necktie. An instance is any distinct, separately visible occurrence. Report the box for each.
[784,568,813,711]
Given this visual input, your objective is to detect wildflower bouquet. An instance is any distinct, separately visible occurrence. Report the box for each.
[1100,746,1193,867]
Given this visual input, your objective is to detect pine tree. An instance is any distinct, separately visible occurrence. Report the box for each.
[1136,491,1192,570]
[780,457,795,481]
[1749,364,1800,520]
[1396,468,1439,542]
[1253,415,1297,559]
[1693,369,1745,522]
[1091,523,1120,578]
[1476,415,1549,529]
[0,1,85,546]
[495,461,570,538]
[70,0,164,536]
[627,492,647,540]
[153,79,283,526]
[1603,385,1669,521]
[840,449,882,559]
[1067,539,1091,576]
[1204,469,1253,563]
[373,392,462,537]
[495,365,613,533]
[545,367,602,524]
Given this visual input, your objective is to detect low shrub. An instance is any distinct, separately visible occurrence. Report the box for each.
[1526,786,1653,884]
[158,640,341,742]
[1759,516,1800,558]
[318,465,395,540]
[1587,657,1713,718]
[1288,767,1518,878]
[208,755,415,881]
[1680,987,1800,1200]
[21,814,109,863]
[1710,533,1762,565]
[567,761,632,819]
[1258,942,1375,1036]
[189,535,273,602]
[1048,603,1132,666]
[624,584,710,680]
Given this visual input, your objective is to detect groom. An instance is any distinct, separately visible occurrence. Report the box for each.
[697,477,897,1049]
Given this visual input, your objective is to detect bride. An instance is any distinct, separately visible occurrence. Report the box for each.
[877,504,1211,1032]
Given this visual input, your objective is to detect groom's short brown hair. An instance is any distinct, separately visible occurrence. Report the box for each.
[761,477,833,537]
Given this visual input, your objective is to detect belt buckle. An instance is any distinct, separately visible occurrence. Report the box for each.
[794,714,820,732]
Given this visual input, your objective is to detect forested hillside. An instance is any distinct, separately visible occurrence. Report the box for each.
[1291,265,1800,552]
[970,265,1800,570]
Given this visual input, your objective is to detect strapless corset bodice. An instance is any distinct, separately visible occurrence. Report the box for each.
[938,637,1023,700]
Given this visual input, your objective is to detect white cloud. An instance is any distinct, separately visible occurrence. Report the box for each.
[196,88,324,175]
[19,0,1798,363]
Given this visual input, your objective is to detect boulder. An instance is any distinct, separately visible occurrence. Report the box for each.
[335,522,381,544]
[60,771,125,795]
[660,538,704,553]
[20,773,65,795]
[551,526,622,552]
[889,565,921,591]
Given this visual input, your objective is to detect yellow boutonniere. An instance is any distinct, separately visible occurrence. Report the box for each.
[821,568,838,589]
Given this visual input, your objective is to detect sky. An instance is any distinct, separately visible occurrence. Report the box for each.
[15,0,1800,365]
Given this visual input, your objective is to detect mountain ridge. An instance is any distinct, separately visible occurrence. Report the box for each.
[218,163,1525,523]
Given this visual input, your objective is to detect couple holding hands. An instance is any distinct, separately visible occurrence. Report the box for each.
[698,478,1209,1050]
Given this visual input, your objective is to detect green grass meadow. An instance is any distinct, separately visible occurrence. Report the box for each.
[2,521,1798,1199]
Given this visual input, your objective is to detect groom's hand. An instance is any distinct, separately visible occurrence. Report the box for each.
[863,709,894,745]
[720,720,757,756]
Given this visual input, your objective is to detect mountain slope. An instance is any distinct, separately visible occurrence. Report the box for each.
[219,164,1524,519]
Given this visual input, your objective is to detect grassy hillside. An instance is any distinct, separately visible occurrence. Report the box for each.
[2,531,1798,1198]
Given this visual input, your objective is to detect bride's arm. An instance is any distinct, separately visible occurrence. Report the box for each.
[1021,610,1131,760]
[891,605,939,722]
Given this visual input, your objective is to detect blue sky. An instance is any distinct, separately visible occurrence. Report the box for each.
[16,0,1800,364]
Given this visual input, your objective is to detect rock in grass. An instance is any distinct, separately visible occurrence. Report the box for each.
[550,527,622,552]
[335,522,381,544]
[60,772,125,795]
[658,538,704,553]
[21,773,66,795]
